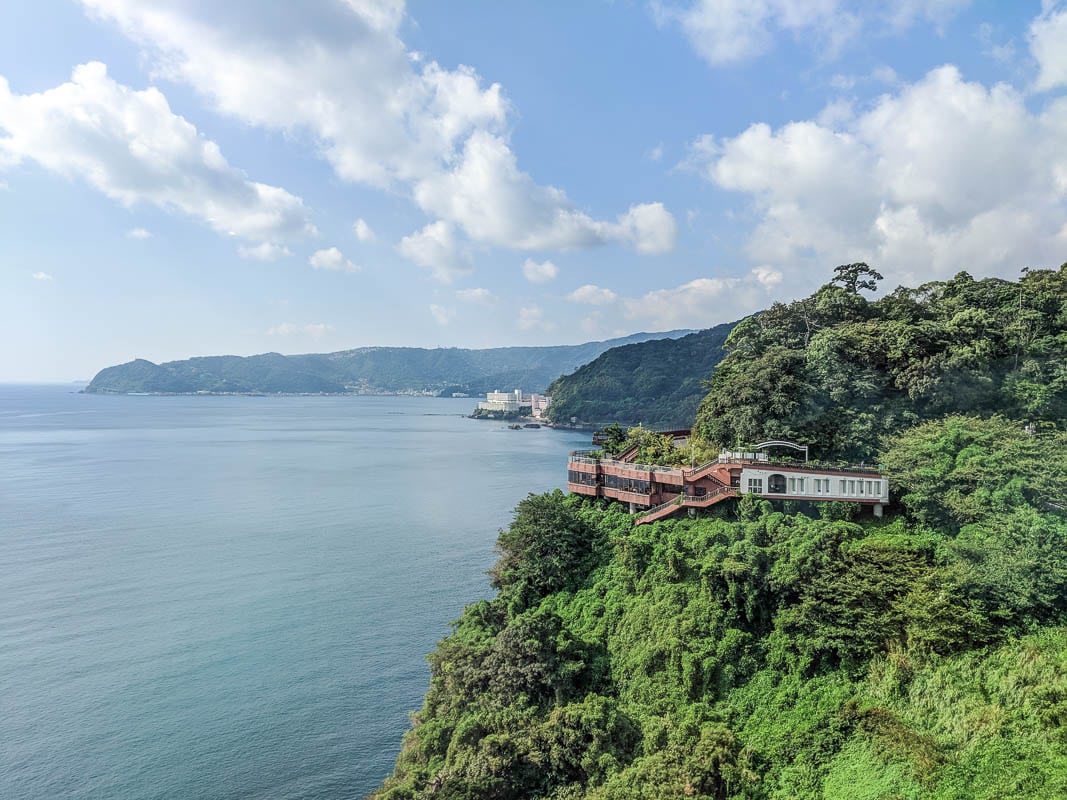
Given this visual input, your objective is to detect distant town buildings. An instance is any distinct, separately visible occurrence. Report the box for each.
[477,389,553,418]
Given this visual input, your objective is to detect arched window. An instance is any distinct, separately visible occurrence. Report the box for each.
[768,474,787,494]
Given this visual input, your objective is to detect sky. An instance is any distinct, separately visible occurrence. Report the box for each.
[1,1,1065,381]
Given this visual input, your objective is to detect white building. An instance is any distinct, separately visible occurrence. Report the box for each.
[477,389,553,416]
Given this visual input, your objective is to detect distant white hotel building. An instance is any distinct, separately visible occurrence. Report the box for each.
[478,389,553,418]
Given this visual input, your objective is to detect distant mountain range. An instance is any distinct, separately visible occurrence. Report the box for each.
[543,321,738,429]
[83,331,696,396]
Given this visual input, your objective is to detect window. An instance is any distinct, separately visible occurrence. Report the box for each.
[747,478,764,494]
[839,479,847,495]
[873,481,881,497]
[848,480,856,494]
[866,480,874,495]
[789,477,796,492]
[768,474,787,493]
[798,477,806,493]
[824,479,831,493]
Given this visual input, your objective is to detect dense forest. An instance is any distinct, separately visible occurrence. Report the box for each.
[544,322,736,430]
[374,265,1067,800]
[697,264,1066,461]
[83,330,692,396]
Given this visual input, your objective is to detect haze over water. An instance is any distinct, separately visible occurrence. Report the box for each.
[0,385,588,799]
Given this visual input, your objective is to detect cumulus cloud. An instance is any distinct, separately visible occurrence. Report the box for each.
[429,303,455,325]
[456,287,494,303]
[1031,2,1067,91]
[751,266,783,287]
[352,217,376,242]
[522,258,559,283]
[80,0,671,258]
[0,62,316,242]
[32,271,54,281]
[126,227,152,239]
[239,242,293,261]
[623,277,742,329]
[267,322,333,337]
[397,220,471,282]
[653,0,967,66]
[309,247,360,272]
[567,284,619,306]
[688,65,1067,286]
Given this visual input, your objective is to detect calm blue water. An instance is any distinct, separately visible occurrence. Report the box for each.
[0,385,588,799]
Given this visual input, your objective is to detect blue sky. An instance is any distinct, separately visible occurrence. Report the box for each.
[1,0,1065,381]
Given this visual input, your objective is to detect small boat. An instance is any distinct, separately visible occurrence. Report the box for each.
[508,424,523,430]
[523,423,541,429]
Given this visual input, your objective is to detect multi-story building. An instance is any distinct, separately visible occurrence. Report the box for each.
[477,389,553,416]
[567,435,888,525]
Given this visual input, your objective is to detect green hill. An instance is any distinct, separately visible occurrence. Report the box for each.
[83,330,695,396]
[373,263,1067,800]
[544,322,738,429]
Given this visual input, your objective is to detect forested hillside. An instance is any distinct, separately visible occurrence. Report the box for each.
[697,264,1066,461]
[544,322,737,429]
[374,264,1067,800]
[84,330,693,396]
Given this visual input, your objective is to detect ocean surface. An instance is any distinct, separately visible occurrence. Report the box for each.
[0,385,589,799]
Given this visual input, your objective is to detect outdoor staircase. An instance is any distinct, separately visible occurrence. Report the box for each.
[634,485,736,525]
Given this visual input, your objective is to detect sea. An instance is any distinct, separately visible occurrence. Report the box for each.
[0,385,590,799]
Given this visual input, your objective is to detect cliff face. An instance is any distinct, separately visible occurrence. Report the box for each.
[83,331,696,395]
[373,265,1067,800]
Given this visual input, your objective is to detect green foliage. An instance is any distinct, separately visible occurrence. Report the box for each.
[490,490,606,615]
[545,323,737,428]
[696,266,1067,460]
[376,263,1067,799]
[880,414,1067,528]
[376,488,1067,798]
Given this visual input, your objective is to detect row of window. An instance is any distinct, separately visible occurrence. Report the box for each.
[567,470,597,487]
[604,474,652,494]
[748,474,882,498]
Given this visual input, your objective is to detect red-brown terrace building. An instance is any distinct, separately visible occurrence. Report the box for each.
[567,435,888,525]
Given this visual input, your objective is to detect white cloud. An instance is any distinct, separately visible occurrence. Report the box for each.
[125,227,152,239]
[567,284,619,306]
[309,247,360,272]
[32,271,54,281]
[751,266,783,287]
[80,0,668,257]
[352,217,376,242]
[518,305,554,332]
[267,322,333,337]
[413,132,677,252]
[623,277,741,329]
[429,303,455,325]
[397,220,471,282]
[522,258,559,283]
[0,62,316,242]
[648,142,664,161]
[689,65,1067,286]
[239,242,293,261]
[976,23,1015,65]
[1031,3,1067,92]
[456,287,493,303]
[654,0,967,66]
[611,202,677,254]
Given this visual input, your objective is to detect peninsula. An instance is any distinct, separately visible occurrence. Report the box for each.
[82,331,695,397]
[373,264,1067,800]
